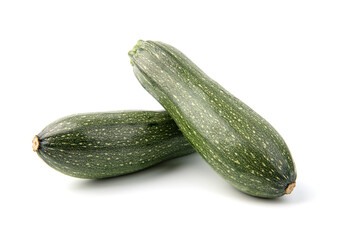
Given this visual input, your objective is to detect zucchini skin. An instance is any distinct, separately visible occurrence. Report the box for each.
[129,40,297,198]
[34,111,195,179]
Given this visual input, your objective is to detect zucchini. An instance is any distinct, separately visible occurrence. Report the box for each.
[33,111,195,179]
[129,40,297,198]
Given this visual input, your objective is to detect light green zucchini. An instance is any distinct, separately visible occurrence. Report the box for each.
[33,111,195,179]
[129,40,297,198]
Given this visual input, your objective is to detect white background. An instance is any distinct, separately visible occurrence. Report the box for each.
[1,0,351,239]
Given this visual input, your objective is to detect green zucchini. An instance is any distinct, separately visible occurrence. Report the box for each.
[129,40,297,198]
[33,111,195,179]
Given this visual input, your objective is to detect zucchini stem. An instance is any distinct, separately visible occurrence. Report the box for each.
[32,136,39,151]
[128,40,145,65]
[285,182,296,194]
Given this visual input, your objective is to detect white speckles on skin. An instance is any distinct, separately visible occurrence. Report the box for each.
[37,112,192,178]
[132,43,296,193]
[55,41,298,193]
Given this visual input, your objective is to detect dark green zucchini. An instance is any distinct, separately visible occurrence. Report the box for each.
[33,111,195,179]
[129,40,297,198]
